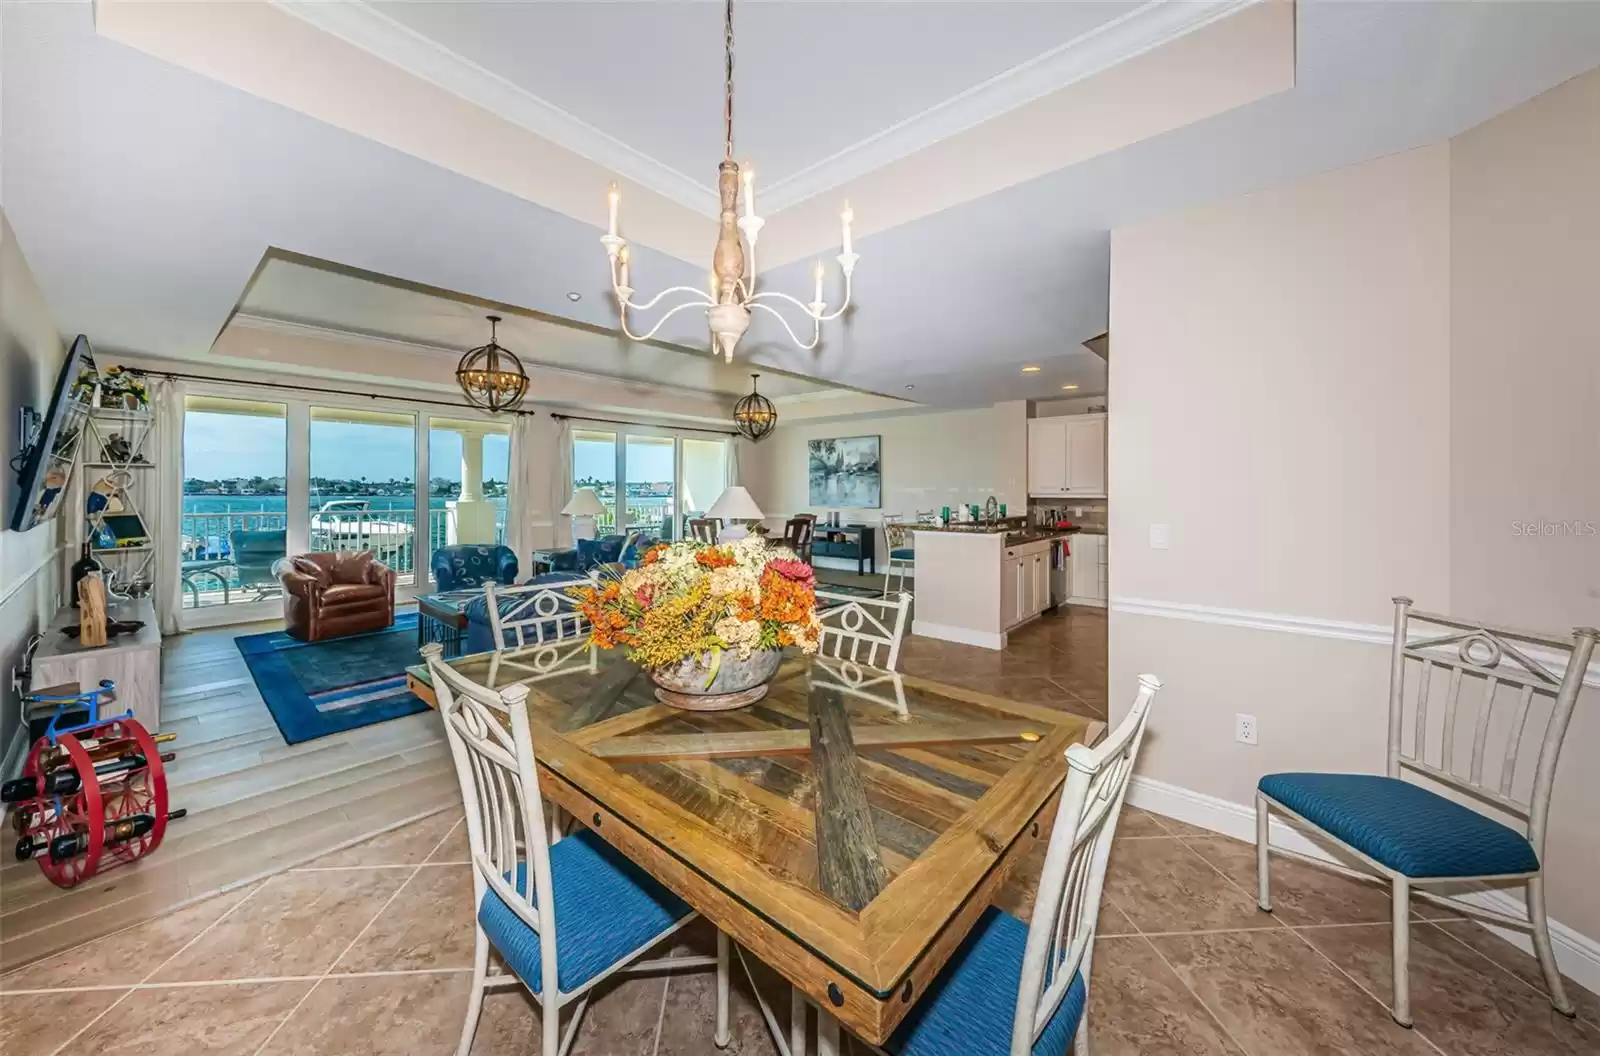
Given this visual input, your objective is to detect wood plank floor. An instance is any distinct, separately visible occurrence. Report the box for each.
[0,617,455,972]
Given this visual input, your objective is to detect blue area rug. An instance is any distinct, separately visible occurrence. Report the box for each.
[236,614,429,745]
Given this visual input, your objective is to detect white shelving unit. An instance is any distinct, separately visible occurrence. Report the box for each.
[72,402,159,600]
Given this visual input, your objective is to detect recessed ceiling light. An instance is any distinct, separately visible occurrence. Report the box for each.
[566,291,582,302]
[1061,384,1079,391]
[904,384,915,391]
[1020,365,1041,373]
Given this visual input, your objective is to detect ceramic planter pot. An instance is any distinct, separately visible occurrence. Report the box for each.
[649,648,782,712]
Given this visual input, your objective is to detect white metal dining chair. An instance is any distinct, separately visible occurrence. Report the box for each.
[484,580,590,653]
[814,589,912,671]
[881,516,915,596]
[829,672,1162,1056]
[1257,598,1598,1026]
[424,644,730,1056]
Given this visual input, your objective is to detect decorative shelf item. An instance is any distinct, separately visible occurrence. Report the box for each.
[82,391,157,600]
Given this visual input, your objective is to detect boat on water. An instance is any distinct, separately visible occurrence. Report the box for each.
[309,499,414,554]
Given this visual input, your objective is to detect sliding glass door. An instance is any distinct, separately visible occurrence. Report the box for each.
[569,427,731,541]
[179,396,289,612]
[309,407,419,585]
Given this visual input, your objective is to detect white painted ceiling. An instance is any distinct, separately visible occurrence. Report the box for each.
[233,252,837,399]
[4,2,1600,410]
[367,1,1147,190]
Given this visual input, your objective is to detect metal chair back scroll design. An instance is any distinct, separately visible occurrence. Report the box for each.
[813,589,911,672]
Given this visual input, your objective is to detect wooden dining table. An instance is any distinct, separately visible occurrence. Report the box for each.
[406,645,1102,1049]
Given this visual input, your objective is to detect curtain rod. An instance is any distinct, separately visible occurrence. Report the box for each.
[550,412,738,437]
[142,368,540,417]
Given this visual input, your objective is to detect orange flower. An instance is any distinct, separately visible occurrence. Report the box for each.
[640,543,669,567]
[695,547,737,569]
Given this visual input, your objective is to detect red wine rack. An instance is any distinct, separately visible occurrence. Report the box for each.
[13,718,174,888]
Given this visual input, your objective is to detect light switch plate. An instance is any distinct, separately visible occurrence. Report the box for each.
[1149,523,1170,550]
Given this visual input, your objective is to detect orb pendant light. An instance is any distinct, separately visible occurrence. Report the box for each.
[732,373,777,441]
[455,314,529,412]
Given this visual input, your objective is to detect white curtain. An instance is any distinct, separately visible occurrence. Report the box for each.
[548,417,574,548]
[727,436,744,488]
[150,376,186,635]
[507,413,541,576]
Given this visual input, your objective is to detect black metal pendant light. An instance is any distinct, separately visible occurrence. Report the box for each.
[732,373,777,441]
[455,315,530,412]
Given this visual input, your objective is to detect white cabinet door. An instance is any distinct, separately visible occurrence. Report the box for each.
[1065,416,1107,496]
[1001,553,1021,628]
[1030,552,1049,615]
[1069,535,1103,601]
[1027,418,1069,496]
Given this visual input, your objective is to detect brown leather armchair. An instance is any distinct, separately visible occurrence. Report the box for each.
[274,551,396,642]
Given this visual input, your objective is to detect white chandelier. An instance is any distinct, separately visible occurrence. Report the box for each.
[600,0,858,363]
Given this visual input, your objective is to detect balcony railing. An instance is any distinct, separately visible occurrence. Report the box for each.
[179,506,508,608]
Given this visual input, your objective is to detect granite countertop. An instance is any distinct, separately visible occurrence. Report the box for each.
[912,524,1086,544]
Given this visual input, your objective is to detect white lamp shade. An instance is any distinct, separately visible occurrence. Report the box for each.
[706,486,764,522]
[561,487,606,517]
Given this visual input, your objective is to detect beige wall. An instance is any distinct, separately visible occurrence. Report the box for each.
[0,210,67,768]
[740,402,1029,543]
[1109,72,1600,945]
[1449,69,1600,632]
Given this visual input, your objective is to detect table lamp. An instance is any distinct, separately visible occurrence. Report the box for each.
[561,487,606,541]
[706,486,764,542]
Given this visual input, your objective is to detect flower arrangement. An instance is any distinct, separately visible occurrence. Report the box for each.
[571,538,821,677]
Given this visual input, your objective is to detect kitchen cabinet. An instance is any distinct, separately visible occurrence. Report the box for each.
[1001,539,1053,630]
[1068,533,1108,607]
[1027,414,1106,498]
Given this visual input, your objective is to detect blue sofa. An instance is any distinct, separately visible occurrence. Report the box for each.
[433,544,518,592]
[463,571,589,654]
[544,532,660,574]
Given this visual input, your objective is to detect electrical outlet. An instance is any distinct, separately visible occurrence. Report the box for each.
[1235,713,1258,745]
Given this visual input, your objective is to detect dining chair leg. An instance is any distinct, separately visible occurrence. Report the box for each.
[455,926,489,1056]
[1528,874,1576,1015]
[715,931,732,1048]
[544,990,563,1056]
[1390,876,1412,1027]
[1073,1012,1092,1056]
[790,988,808,1056]
[816,1010,840,1056]
[1255,792,1272,912]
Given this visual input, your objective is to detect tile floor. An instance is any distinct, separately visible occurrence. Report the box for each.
[3,606,1594,1055]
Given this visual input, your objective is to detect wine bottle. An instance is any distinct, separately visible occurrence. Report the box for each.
[47,809,187,862]
[14,834,50,861]
[0,753,152,802]
[10,803,59,832]
[38,732,176,771]
[69,543,101,609]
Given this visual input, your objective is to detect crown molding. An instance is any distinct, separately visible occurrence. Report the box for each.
[759,0,1259,211]
[268,0,719,217]
[270,0,1256,218]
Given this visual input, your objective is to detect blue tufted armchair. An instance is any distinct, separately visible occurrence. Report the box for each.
[432,544,519,592]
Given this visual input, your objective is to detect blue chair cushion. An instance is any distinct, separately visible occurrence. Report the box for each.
[478,828,692,996]
[462,572,588,654]
[890,548,915,560]
[1258,773,1539,878]
[885,907,1085,1056]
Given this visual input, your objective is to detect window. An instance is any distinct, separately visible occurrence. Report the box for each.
[428,418,511,568]
[309,407,418,582]
[179,396,288,609]
[573,429,618,532]
[624,434,675,537]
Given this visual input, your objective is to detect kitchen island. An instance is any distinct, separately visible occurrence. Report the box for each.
[910,526,1067,649]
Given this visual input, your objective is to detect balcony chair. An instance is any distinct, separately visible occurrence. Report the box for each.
[824,673,1161,1056]
[1257,597,1598,1026]
[422,645,730,1056]
[432,543,518,592]
[229,528,288,600]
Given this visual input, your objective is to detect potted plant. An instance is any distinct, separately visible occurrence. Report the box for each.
[571,537,822,711]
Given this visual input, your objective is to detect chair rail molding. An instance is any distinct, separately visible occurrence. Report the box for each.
[1125,774,1600,998]
[1110,597,1600,688]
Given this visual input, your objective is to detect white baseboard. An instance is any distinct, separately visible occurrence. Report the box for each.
[1126,775,1600,997]
[1065,597,1107,609]
[911,620,1004,651]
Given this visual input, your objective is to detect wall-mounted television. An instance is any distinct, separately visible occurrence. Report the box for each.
[9,335,99,532]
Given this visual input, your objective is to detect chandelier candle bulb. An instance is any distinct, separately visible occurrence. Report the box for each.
[607,182,620,237]
[741,166,755,219]
[812,261,824,306]
[841,202,854,255]
[617,245,630,289]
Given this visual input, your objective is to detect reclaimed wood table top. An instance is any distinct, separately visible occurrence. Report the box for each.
[406,647,1102,1044]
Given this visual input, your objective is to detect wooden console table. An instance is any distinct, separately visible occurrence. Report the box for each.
[31,597,162,732]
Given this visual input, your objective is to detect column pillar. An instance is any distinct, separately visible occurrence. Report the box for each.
[447,426,497,545]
